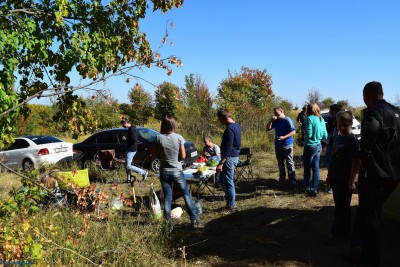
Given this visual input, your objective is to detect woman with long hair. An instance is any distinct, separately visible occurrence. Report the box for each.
[303,103,328,197]
[151,115,199,228]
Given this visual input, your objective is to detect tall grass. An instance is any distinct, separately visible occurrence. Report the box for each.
[33,208,177,266]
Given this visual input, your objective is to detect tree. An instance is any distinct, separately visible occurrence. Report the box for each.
[0,0,183,147]
[275,97,293,112]
[337,99,350,109]
[86,92,121,130]
[179,73,214,136]
[120,84,153,126]
[16,104,55,135]
[305,88,323,107]
[154,81,182,120]
[217,67,274,131]
[322,97,335,109]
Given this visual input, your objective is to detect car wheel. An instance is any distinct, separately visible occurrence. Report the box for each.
[22,159,34,172]
[150,158,160,173]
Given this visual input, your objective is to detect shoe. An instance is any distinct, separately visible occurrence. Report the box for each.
[223,206,238,214]
[307,190,317,197]
[141,171,148,181]
[191,220,202,229]
[327,187,333,194]
[290,180,297,186]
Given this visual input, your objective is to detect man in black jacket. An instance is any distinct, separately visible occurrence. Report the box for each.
[347,81,400,266]
[121,118,148,182]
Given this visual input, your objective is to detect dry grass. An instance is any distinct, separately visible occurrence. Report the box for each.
[1,151,399,266]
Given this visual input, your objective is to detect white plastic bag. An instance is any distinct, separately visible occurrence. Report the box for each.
[171,207,184,218]
[111,197,123,210]
[150,183,162,219]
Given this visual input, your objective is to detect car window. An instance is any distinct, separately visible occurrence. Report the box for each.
[138,128,159,143]
[83,134,97,144]
[28,136,63,145]
[8,139,30,150]
[115,131,128,144]
[97,131,113,143]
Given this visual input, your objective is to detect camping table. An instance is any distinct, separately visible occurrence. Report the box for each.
[183,168,218,200]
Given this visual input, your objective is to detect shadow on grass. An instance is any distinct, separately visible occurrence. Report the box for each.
[173,205,400,267]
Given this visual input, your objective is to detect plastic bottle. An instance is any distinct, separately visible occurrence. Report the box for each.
[194,198,202,215]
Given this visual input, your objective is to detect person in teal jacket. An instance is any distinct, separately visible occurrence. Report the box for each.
[303,103,328,196]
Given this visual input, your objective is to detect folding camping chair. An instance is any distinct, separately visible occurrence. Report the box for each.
[96,149,125,183]
[235,147,253,184]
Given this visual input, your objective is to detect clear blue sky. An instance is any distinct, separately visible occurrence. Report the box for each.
[38,0,400,108]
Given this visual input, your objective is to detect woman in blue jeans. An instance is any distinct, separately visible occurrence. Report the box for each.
[303,103,328,196]
[151,115,199,228]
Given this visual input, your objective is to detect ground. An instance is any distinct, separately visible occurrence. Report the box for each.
[139,152,400,267]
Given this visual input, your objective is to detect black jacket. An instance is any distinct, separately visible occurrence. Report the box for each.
[126,125,138,152]
[360,99,400,180]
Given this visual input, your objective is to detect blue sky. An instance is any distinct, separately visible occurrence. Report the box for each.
[37,0,400,108]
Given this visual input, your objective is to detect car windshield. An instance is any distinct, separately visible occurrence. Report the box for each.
[26,136,63,145]
[138,128,159,142]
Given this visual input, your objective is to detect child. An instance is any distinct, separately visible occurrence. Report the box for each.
[41,167,63,206]
[202,136,222,188]
[202,136,221,160]
[325,110,359,245]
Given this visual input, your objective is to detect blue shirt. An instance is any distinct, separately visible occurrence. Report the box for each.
[271,117,296,147]
[220,123,241,158]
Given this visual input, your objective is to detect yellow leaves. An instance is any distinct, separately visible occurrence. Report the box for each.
[22,220,30,232]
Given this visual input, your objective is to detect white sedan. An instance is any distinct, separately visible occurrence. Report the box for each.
[0,135,73,171]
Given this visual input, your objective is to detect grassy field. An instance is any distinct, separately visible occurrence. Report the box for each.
[1,149,399,266]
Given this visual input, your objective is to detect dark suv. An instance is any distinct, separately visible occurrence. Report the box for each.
[73,127,199,172]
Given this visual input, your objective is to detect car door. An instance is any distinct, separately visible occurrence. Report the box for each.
[135,128,151,165]
[1,139,30,169]
[96,130,117,152]
[114,129,129,160]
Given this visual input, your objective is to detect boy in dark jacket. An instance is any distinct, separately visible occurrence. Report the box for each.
[325,111,359,245]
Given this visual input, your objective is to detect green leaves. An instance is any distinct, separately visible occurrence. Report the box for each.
[0,0,184,145]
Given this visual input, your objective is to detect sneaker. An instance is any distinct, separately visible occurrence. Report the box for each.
[327,187,333,194]
[307,190,317,197]
[141,171,148,181]
[223,206,238,214]
[290,180,297,186]
[191,220,202,229]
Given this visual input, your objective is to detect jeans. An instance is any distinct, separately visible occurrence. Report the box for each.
[275,145,296,182]
[125,151,146,180]
[303,143,322,193]
[159,170,197,225]
[331,179,352,237]
[221,156,239,209]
